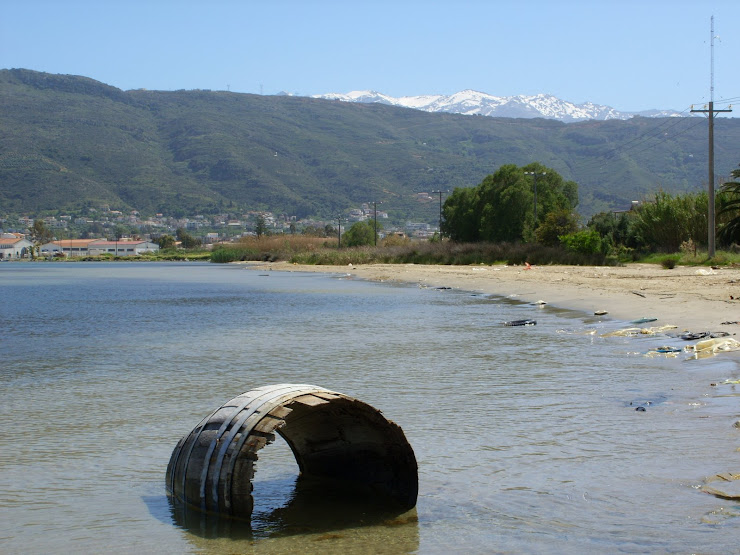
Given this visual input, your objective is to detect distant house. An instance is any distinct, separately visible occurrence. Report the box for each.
[0,235,33,259]
[86,240,159,256]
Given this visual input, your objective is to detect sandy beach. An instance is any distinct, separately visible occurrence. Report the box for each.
[254,261,740,334]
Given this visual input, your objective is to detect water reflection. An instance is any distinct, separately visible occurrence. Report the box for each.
[169,476,419,552]
[169,497,252,540]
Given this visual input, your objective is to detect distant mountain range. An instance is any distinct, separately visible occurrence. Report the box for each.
[311,90,684,122]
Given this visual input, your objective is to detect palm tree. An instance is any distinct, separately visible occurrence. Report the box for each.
[717,164,740,245]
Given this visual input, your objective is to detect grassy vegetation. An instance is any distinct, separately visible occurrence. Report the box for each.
[210,235,740,268]
[211,238,618,266]
[37,249,213,262]
[136,249,212,261]
[641,250,740,267]
[211,236,334,263]
[32,239,740,267]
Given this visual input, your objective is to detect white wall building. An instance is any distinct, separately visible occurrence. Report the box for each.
[40,239,160,257]
[0,235,33,259]
[40,239,100,257]
[86,240,159,256]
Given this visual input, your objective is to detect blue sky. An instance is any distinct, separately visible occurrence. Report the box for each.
[2,0,738,113]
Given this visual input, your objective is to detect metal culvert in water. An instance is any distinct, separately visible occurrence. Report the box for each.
[166,384,418,520]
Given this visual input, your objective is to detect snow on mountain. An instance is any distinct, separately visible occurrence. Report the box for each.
[312,90,682,122]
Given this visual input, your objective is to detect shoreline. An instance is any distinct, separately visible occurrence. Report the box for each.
[248,261,740,333]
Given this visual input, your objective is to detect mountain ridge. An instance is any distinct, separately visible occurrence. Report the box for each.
[312,89,685,122]
[1,69,738,223]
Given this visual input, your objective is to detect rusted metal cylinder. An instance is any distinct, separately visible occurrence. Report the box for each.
[166,384,418,519]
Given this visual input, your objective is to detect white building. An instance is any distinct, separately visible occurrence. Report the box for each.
[40,239,160,257]
[0,235,33,260]
[86,240,159,256]
[40,239,100,257]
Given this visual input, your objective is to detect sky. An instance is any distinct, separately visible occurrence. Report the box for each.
[2,0,739,114]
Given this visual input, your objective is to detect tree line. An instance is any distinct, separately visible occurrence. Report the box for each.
[263,160,740,258]
[439,162,740,260]
[24,162,740,262]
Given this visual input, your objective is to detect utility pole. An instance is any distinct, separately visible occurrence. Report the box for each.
[430,191,447,237]
[337,216,343,248]
[691,16,732,258]
[523,171,546,224]
[372,201,383,246]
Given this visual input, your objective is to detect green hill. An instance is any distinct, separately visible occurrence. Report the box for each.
[1,68,737,223]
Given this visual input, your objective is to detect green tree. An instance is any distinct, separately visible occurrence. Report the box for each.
[562,180,579,211]
[254,215,268,238]
[301,225,322,237]
[559,229,603,255]
[477,164,532,242]
[521,163,578,230]
[29,219,53,245]
[631,191,706,252]
[441,186,479,242]
[535,209,579,246]
[157,234,176,249]
[442,163,578,243]
[718,164,740,245]
[342,220,377,247]
[176,228,202,249]
[588,211,639,250]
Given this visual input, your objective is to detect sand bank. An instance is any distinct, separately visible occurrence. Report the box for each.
[254,262,740,333]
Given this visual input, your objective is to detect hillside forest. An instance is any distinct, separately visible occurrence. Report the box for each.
[2,68,740,228]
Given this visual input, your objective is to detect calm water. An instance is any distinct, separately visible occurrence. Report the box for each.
[1,262,738,554]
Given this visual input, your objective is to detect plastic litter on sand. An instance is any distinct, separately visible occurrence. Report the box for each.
[685,337,740,359]
[601,325,678,337]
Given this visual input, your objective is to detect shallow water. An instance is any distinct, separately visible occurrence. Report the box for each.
[1,262,739,554]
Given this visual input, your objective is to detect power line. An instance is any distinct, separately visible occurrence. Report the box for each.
[709,95,740,105]
[572,113,702,173]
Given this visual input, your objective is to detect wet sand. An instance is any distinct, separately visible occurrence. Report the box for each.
[254,262,740,333]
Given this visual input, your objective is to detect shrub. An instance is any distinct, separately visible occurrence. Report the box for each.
[535,209,579,246]
[632,190,707,251]
[559,230,602,255]
[210,246,259,263]
[679,239,697,257]
[381,234,410,247]
[660,255,680,269]
[343,221,379,247]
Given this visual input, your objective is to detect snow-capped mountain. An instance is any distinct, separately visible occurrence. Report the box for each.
[311,90,682,122]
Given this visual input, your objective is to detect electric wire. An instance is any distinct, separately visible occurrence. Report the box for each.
[572,110,702,172]
[569,93,736,173]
